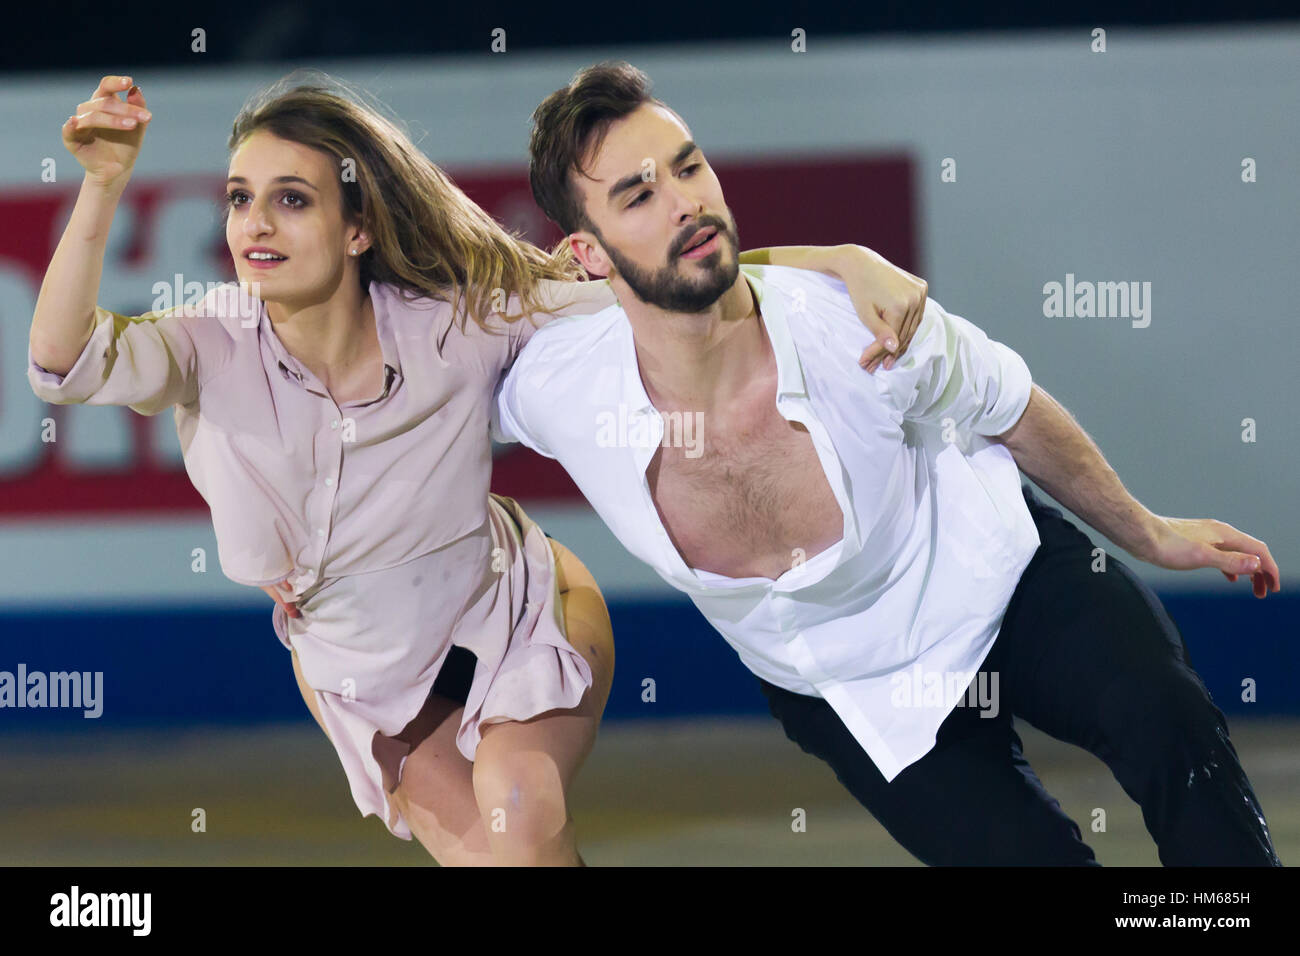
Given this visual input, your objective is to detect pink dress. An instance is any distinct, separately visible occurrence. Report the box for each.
[27,280,595,840]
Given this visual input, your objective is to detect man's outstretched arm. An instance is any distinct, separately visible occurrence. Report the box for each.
[994,385,1280,598]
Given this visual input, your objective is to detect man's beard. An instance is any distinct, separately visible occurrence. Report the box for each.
[597,215,740,313]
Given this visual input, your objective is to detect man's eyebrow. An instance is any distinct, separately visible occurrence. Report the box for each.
[225,175,319,192]
[606,141,699,204]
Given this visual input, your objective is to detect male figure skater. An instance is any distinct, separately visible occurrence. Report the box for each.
[491,61,1283,865]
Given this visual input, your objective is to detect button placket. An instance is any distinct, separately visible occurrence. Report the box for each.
[312,401,346,559]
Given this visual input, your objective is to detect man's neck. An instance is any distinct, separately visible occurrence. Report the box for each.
[621,272,764,412]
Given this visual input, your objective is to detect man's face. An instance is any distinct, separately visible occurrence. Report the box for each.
[572,104,740,313]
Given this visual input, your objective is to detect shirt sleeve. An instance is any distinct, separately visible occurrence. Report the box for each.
[489,352,555,459]
[878,297,1032,437]
[28,303,204,415]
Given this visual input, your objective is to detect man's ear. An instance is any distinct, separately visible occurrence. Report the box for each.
[568,231,611,279]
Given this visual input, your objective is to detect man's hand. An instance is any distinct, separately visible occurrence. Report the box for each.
[261,578,301,618]
[1136,516,1280,599]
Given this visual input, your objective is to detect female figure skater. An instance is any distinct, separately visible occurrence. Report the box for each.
[28,73,924,866]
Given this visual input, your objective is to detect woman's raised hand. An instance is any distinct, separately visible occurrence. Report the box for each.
[62,75,153,188]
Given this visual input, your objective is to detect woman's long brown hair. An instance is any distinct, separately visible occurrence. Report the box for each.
[228,70,586,329]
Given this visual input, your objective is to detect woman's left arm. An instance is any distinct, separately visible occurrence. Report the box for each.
[739,244,928,372]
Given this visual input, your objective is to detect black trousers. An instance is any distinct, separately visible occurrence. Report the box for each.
[758,484,1281,866]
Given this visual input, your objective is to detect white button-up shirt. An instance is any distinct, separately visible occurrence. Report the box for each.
[492,263,1041,780]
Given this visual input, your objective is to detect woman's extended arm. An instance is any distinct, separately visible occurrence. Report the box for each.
[522,244,928,373]
[739,244,929,372]
[28,74,207,414]
[30,74,153,374]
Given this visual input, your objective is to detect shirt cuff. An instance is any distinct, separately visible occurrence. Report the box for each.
[27,311,114,405]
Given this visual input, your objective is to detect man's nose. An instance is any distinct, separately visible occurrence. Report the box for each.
[665,178,704,222]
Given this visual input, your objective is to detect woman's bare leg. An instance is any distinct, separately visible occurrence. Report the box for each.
[290,537,615,866]
[290,648,331,741]
[292,646,494,864]
[387,697,497,865]
[470,538,615,866]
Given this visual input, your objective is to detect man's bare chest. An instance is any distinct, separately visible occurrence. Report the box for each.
[646,402,844,579]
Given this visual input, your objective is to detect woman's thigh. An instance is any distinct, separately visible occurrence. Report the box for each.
[293,645,493,864]
[389,695,496,865]
[290,648,330,741]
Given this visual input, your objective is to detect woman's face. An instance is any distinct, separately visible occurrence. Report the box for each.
[225,130,363,308]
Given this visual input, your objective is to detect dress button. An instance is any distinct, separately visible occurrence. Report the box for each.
[317,529,325,537]
[331,419,340,429]
[324,477,334,487]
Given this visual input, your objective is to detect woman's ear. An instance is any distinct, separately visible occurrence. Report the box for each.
[348,229,370,257]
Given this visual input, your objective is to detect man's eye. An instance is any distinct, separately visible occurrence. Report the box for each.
[682,163,701,175]
[629,190,651,208]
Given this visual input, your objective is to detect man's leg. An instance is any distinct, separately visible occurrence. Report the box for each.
[989,485,1281,866]
[758,672,1099,865]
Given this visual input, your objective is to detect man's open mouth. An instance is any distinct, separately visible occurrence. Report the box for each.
[680,226,719,256]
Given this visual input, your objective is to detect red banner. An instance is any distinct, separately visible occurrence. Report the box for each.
[1,155,915,515]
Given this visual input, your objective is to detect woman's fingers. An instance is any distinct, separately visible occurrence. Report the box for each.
[259,580,301,618]
[71,109,139,130]
[75,94,150,122]
[90,74,133,101]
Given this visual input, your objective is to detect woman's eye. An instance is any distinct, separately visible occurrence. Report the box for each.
[225,191,247,207]
[682,163,701,175]
[281,192,306,208]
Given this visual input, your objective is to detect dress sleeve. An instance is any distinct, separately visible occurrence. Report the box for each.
[877,297,1033,437]
[28,303,208,415]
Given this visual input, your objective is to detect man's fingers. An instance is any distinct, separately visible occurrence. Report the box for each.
[1210,547,1261,576]
[1215,523,1280,592]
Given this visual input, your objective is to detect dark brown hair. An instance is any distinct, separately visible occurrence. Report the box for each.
[528,61,676,237]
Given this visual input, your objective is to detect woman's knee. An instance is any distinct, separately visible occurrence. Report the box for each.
[471,747,574,860]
